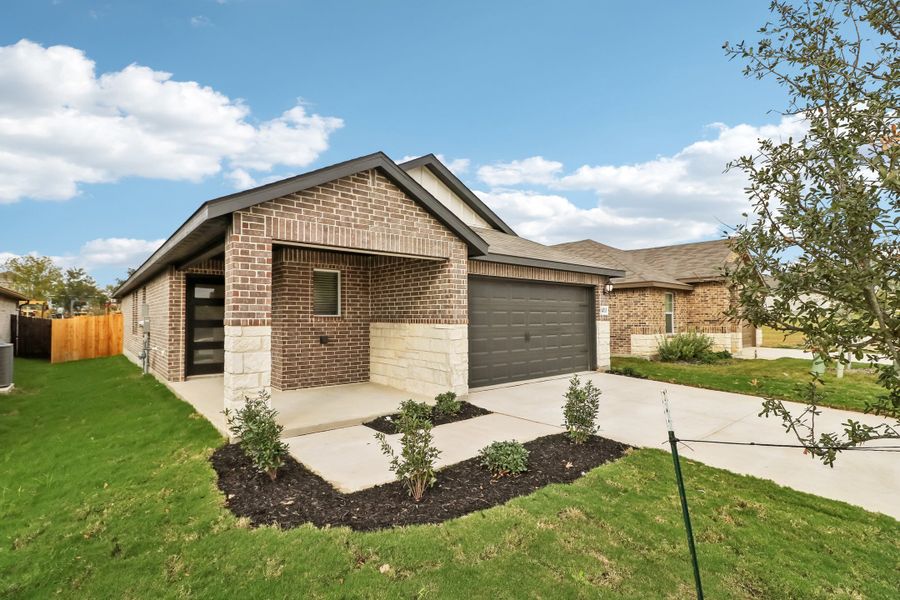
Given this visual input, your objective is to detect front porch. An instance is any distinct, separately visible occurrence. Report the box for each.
[167,376,432,438]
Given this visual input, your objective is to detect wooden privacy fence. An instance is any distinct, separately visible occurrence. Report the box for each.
[50,313,123,364]
[10,315,52,359]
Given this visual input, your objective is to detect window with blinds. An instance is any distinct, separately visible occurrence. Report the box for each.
[313,270,340,316]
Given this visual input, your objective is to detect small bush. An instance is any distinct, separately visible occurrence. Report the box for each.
[478,440,529,477]
[224,390,288,481]
[433,391,462,418]
[398,399,432,422]
[375,409,441,502]
[657,332,716,362]
[562,374,601,444]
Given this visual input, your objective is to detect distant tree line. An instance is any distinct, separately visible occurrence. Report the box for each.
[1,255,121,316]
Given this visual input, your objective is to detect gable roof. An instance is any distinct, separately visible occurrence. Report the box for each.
[114,152,490,298]
[0,284,28,302]
[474,228,624,278]
[626,239,736,282]
[554,240,692,290]
[398,154,516,235]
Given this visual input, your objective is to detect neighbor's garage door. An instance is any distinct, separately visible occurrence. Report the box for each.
[468,277,594,388]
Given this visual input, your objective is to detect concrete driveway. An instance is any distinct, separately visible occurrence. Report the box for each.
[469,372,900,520]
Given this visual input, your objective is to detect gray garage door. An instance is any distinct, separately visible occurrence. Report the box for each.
[468,277,594,388]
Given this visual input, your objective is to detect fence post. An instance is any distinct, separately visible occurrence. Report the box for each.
[662,391,704,600]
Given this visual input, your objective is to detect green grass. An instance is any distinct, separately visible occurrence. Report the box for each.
[611,356,885,413]
[760,325,806,349]
[1,357,897,599]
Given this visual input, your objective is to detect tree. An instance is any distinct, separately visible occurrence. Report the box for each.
[724,0,899,464]
[52,268,103,316]
[1,255,62,301]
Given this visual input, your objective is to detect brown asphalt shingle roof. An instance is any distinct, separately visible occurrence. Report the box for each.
[627,239,737,281]
[552,238,736,289]
[472,227,623,273]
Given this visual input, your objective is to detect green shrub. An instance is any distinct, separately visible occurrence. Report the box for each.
[478,440,529,477]
[433,391,462,418]
[562,374,601,444]
[374,409,441,501]
[224,390,289,481]
[398,399,432,422]
[657,331,716,362]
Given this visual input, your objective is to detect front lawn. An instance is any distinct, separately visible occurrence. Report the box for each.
[611,356,884,413]
[1,357,897,598]
[760,325,806,349]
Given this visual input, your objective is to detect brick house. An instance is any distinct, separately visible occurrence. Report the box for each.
[554,239,758,357]
[114,153,622,411]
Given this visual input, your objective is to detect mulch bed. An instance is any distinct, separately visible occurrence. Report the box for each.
[211,433,630,531]
[362,401,492,434]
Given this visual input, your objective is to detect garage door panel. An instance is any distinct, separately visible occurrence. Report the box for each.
[468,277,594,388]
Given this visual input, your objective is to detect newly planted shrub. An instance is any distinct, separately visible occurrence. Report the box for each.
[374,410,440,501]
[224,390,288,481]
[433,391,462,418]
[478,440,529,477]
[562,374,601,444]
[657,331,717,363]
[398,399,432,422]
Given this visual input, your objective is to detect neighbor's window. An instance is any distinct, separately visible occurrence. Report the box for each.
[664,292,675,334]
[313,270,340,316]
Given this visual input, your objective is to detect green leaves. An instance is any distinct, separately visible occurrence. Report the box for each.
[375,406,441,502]
[224,390,288,481]
[563,374,601,445]
[725,0,899,462]
[478,440,530,478]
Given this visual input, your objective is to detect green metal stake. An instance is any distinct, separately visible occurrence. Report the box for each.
[663,391,704,600]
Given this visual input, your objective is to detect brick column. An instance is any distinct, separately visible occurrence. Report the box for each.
[224,214,272,410]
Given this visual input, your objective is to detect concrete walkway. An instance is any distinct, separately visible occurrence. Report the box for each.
[469,373,900,520]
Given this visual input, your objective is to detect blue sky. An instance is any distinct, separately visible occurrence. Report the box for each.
[0,0,791,286]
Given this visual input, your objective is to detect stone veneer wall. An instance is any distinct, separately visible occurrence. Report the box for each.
[467,260,611,370]
[370,323,468,397]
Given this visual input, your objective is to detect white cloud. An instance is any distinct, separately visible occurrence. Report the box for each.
[477,156,563,187]
[474,117,807,247]
[477,189,718,248]
[1,238,165,274]
[190,15,212,28]
[0,39,343,203]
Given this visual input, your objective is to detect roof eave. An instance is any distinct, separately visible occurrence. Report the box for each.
[474,253,625,278]
[611,279,694,291]
[114,152,490,298]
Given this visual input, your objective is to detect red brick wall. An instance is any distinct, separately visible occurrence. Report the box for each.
[371,250,468,324]
[272,248,371,389]
[608,281,738,354]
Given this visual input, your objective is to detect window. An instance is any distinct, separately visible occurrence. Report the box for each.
[664,292,674,334]
[131,294,138,335]
[313,270,340,316]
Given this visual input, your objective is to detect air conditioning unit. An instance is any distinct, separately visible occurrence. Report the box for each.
[0,342,13,392]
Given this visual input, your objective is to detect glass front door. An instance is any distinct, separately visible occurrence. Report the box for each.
[186,277,225,376]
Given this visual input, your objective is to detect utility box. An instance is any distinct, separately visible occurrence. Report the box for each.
[0,342,13,392]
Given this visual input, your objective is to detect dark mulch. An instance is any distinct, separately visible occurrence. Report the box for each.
[362,401,492,434]
[211,433,630,531]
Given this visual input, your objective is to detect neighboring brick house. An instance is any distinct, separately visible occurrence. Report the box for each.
[0,285,27,344]
[554,239,758,357]
[115,153,622,411]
